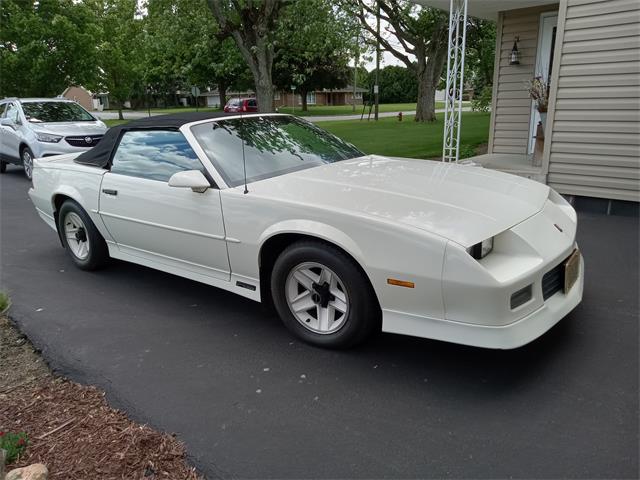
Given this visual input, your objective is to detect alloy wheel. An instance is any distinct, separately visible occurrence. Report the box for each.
[285,262,349,334]
[22,149,33,179]
[64,212,90,260]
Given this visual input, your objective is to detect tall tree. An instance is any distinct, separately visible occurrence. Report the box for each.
[91,0,144,119]
[371,65,417,104]
[273,0,358,111]
[144,0,249,108]
[351,0,449,122]
[0,0,100,97]
[206,0,288,113]
[465,18,496,95]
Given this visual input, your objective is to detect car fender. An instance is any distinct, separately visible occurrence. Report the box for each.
[259,219,365,266]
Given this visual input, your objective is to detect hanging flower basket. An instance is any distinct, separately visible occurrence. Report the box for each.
[525,75,550,130]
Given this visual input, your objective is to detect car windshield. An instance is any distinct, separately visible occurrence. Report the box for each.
[22,102,95,123]
[191,115,364,187]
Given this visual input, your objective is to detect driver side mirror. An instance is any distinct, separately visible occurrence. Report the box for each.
[168,170,211,193]
[0,118,15,128]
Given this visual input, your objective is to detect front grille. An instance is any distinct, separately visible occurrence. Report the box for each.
[65,135,103,147]
[542,261,565,300]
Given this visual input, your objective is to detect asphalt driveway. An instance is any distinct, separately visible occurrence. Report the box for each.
[1,167,638,479]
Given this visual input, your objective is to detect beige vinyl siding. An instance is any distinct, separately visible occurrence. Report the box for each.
[547,0,640,201]
[490,4,559,155]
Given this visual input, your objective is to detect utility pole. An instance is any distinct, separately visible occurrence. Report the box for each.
[374,0,380,121]
[353,30,360,113]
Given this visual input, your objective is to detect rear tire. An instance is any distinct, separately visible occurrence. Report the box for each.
[0,160,6,173]
[58,200,109,270]
[271,240,380,349]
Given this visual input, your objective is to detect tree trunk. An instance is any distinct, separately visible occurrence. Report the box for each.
[218,83,227,109]
[300,89,308,112]
[118,108,123,120]
[414,47,447,122]
[256,78,273,113]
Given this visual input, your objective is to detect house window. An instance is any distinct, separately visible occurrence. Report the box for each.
[355,91,363,99]
[274,91,281,100]
[306,92,316,105]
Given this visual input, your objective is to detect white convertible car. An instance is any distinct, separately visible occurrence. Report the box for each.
[28,112,583,349]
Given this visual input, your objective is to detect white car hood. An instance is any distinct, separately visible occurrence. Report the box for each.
[249,155,550,247]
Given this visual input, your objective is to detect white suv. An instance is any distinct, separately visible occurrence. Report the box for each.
[0,98,108,179]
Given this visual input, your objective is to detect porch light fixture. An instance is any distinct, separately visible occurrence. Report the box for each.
[510,36,520,65]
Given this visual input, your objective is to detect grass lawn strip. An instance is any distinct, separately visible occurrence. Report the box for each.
[105,112,490,160]
[0,315,202,479]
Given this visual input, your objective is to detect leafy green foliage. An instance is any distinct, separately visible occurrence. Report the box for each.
[144,0,250,104]
[92,0,145,118]
[0,291,9,312]
[370,66,417,104]
[0,0,101,97]
[0,431,29,464]
[465,19,496,95]
[471,85,493,113]
[273,0,359,110]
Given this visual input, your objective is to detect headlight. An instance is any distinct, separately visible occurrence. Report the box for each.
[467,237,494,260]
[35,131,63,143]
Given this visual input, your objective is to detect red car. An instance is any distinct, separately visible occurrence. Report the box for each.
[223,98,258,113]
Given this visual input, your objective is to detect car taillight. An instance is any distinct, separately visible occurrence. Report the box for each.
[242,104,247,112]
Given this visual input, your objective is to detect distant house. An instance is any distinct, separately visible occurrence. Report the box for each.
[196,86,367,109]
[417,0,640,203]
[274,86,367,109]
[61,86,109,111]
[61,86,93,111]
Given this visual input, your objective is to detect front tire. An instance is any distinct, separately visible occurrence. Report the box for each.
[271,240,380,348]
[21,147,34,180]
[58,200,109,270]
[0,160,6,173]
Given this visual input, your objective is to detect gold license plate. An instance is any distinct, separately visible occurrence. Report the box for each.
[564,248,580,294]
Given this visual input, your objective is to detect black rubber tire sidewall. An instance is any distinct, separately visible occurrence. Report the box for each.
[0,161,6,173]
[271,240,380,349]
[58,200,109,270]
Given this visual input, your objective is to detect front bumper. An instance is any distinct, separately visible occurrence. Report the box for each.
[30,141,92,158]
[382,253,583,349]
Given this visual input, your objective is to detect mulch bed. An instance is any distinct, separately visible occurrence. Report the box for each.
[0,316,202,479]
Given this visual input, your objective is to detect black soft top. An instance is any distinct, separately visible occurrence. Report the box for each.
[75,111,259,168]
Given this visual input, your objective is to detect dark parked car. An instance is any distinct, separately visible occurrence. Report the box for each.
[223,98,258,113]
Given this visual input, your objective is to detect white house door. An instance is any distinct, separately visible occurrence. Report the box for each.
[529,12,558,154]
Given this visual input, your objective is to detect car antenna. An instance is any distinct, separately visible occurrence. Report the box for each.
[240,112,248,194]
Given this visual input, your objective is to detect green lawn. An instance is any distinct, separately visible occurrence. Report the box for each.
[277,102,446,117]
[322,112,490,159]
[104,119,129,127]
[104,111,490,160]
[106,102,451,117]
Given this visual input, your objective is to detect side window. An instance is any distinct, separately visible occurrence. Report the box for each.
[4,103,19,122]
[248,99,257,107]
[111,130,204,182]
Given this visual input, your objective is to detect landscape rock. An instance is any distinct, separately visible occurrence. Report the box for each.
[6,463,48,480]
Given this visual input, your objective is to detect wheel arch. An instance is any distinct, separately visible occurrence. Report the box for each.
[51,191,83,247]
[258,228,380,312]
[18,142,31,159]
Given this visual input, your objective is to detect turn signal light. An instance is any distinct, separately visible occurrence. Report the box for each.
[510,284,532,309]
[387,278,415,288]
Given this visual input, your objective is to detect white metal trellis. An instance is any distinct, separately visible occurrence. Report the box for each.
[442,0,468,163]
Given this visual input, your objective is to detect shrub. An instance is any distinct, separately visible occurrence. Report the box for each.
[0,291,9,313]
[471,85,492,113]
[459,144,477,159]
[0,431,29,464]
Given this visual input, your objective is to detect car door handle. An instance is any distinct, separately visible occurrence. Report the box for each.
[102,188,118,196]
